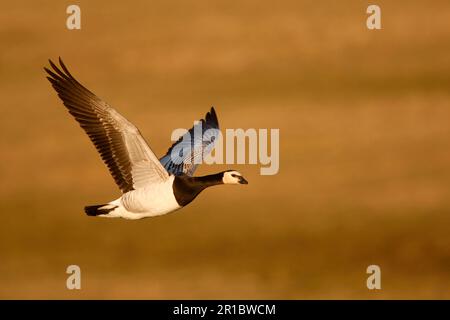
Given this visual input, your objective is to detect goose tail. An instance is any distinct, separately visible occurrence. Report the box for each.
[84,204,118,216]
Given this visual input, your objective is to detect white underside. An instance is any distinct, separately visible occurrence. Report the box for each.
[99,175,181,220]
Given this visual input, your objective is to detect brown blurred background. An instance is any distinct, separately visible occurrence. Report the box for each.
[1,0,450,299]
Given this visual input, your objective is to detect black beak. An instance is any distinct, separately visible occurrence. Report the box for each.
[239,176,249,184]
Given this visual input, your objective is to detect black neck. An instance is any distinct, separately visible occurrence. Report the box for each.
[173,172,224,207]
[192,172,225,188]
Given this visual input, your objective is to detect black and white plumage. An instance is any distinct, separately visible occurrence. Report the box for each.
[160,108,220,176]
[45,58,248,219]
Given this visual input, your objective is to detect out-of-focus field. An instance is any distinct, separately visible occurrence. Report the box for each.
[1,0,450,299]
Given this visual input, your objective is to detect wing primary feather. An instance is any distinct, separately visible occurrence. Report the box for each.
[45,58,169,192]
[159,107,221,176]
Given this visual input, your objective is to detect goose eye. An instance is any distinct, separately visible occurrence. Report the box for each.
[231,174,237,178]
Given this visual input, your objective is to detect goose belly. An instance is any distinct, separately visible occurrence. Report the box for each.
[120,177,181,218]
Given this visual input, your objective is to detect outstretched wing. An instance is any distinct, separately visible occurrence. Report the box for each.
[159,107,220,176]
[45,58,169,193]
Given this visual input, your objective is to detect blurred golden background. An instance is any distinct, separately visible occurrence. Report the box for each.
[1,0,449,299]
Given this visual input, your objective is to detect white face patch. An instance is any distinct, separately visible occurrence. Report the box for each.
[223,171,243,185]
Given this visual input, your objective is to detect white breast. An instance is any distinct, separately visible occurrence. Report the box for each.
[119,175,181,218]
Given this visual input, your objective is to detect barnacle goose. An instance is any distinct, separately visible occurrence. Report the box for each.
[44,58,248,219]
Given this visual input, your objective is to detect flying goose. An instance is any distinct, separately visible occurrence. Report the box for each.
[44,58,248,219]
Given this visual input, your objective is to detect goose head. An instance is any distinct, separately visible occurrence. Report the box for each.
[222,170,248,185]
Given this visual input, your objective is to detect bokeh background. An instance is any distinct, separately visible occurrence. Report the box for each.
[1,0,449,299]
